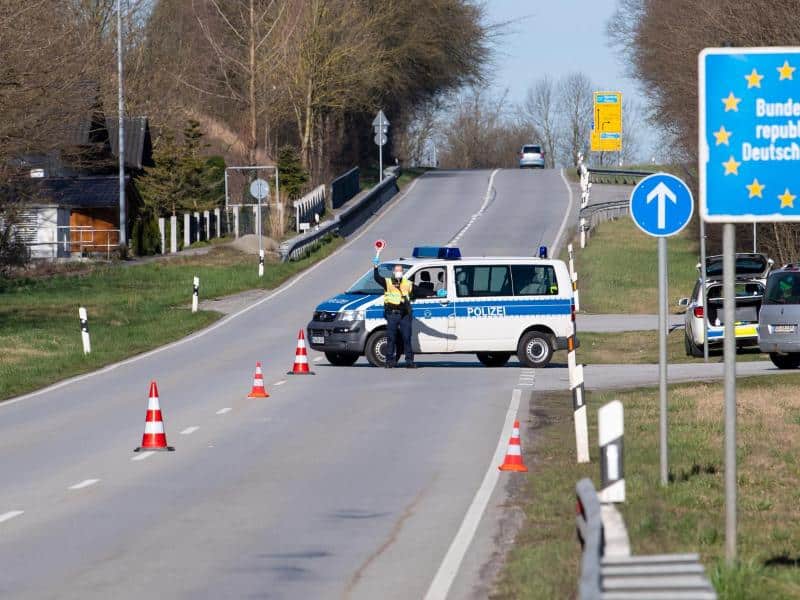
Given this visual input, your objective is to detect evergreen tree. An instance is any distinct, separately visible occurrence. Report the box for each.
[277,145,309,201]
[137,133,182,215]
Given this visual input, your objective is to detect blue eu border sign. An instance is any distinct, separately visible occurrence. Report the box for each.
[700,47,800,222]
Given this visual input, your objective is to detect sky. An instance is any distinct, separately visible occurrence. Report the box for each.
[483,0,658,160]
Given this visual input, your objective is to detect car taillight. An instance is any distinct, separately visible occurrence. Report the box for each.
[571,303,576,322]
[693,306,704,318]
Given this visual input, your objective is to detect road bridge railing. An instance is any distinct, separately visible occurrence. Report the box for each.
[575,477,716,600]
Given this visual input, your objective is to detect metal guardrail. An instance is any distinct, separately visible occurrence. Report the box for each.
[279,174,400,262]
[293,185,326,233]
[576,478,716,599]
[580,200,630,231]
[588,168,653,185]
[331,167,360,209]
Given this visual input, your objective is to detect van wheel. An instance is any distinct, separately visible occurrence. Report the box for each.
[476,352,512,367]
[769,352,800,369]
[325,351,359,366]
[365,331,389,367]
[517,331,554,368]
[684,334,704,358]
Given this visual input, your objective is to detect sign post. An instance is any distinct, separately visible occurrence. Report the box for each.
[250,178,270,269]
[372,111,389,181]
[630,173,694,487]
[699,46,800,564]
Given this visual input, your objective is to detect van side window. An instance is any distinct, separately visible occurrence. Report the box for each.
[455,265,512,297]
[511,265,558,295]
[765,272,800,304]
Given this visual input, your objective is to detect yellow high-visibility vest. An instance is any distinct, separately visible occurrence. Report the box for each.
[384,277,412,306]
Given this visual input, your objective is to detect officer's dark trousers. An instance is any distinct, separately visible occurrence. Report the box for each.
[385,309,412,364]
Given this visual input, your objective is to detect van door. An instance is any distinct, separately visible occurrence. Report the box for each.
[410,266,456,352]
[452,264,516,351]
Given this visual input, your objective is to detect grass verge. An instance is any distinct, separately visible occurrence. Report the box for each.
[564,217,698,314]
[492,375,800,599]
[578,330,766,364]
[0,237,343,401]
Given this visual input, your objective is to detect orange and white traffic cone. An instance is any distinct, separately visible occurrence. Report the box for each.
[498,420,527,472]
[287,330,315,375]
[134,380,175,452]
[248,361,270,398]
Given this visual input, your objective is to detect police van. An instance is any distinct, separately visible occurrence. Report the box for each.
[306,247,576,368]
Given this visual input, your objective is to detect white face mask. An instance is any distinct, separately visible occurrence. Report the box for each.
[393,269,403,279]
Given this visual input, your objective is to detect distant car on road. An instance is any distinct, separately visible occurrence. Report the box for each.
[679,253,772,357]
[758,264,800,368]
[519,144,545,169]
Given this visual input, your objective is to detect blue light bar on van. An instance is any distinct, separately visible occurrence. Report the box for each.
[412,246,461,260]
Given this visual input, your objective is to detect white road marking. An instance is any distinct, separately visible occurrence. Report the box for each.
[424,388,522,600]
[131,451,154,462]
[448,169,500,245]
[1,176,426,410]
[0,510,24,524]
[216,407,232,415]
[180,426,200,435]
[274,380,287,386]
[553,168,576,256]
[68,478,100,490]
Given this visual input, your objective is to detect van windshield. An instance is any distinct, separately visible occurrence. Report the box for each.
[347,264,411,294]
[765,272,800,304]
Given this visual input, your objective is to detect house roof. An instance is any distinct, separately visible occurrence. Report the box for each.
[32,176,131,208]
[105,116,153,170]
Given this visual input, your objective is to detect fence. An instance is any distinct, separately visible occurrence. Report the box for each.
[293,185,326,232]
[331,167,360,209]
[279,174,400,261]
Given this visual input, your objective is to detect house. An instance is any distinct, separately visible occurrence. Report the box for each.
[9,116,152,259]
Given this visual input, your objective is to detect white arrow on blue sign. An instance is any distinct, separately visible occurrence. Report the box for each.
[629,173,694,237]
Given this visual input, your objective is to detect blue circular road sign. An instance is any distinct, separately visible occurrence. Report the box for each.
[629,172,694,237]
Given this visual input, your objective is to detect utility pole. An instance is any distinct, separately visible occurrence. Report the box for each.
[117,0,126,249]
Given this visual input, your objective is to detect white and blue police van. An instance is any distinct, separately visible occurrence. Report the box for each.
[307,246,577,368]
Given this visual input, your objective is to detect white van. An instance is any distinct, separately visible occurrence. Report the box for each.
[306,247,576,367]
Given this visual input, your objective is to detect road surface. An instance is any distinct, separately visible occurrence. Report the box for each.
[0,168,573,599]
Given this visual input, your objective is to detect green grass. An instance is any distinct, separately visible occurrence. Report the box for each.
[578,330,766,364]
[565,217,699,314]
[492,376,800,599]
[0,237,342,401]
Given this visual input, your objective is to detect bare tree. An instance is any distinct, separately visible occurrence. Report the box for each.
[556,72,593,167]
[521,76,558,168]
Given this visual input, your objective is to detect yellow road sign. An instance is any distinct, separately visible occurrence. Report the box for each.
[591,91,622,152]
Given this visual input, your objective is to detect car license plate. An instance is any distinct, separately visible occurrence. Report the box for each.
[311,335,325,344]
[775,324,796,334]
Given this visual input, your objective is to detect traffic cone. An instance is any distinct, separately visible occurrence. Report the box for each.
[248,361,270,398]
[287,330,315,375]
[498,420,527,472]
[134,380,174,452]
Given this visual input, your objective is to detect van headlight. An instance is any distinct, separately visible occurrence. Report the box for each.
[340,309,365,321]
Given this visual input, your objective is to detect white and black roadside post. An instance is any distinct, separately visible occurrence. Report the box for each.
[568,243,580,313]
[249,177,270,273]
[373,110,389,181]
[79,307,91,354]
[192,276,199,313]
[598,400,625,503]
[570,362,590,463]
[258,249,265,278]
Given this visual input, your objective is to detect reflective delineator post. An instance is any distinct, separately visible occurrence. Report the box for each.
[598,400,625,503]
[580,218,587,249]
[570,363,590,463]
[79,307,91,354]
[258,249,265,278]
[191,276,199,313]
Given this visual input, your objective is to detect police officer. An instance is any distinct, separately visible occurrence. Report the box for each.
[372,260,435,368]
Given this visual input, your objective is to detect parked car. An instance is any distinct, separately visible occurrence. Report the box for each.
[678,253,772,357]
[758,264,800,368]
[519,144,545,169]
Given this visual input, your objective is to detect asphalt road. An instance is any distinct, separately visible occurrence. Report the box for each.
[0,168,573,599]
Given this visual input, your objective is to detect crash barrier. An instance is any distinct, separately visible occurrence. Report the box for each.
[579,200,630,248]
[588,168,652,186]
[576,478,717,600]
[331,167,360,209]
[279,175,400,262]
[293,185,326,233]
